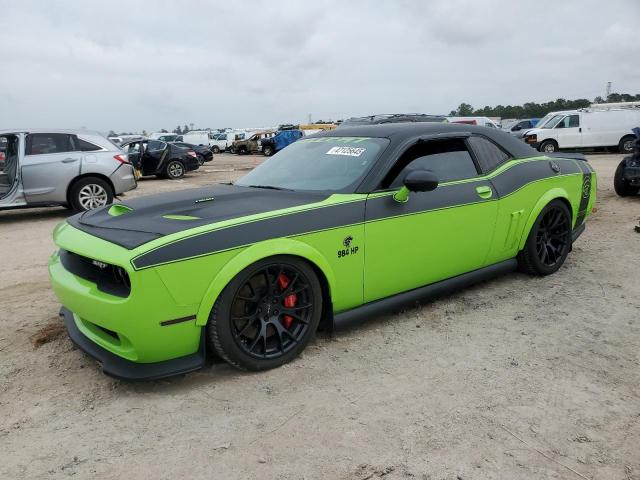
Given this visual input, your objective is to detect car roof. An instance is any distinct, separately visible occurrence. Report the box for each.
[0,128,119,150]
[0,128,106,135]
[315,122,538,158]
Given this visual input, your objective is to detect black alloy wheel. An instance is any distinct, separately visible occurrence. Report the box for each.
[518,200,572,275]
[207,257,322,371]
[535,207,570,267]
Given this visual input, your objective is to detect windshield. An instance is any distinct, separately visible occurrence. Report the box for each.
[235,136,389,192]
[541,115,565,129]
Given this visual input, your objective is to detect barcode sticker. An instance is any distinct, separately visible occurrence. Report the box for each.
[326,146,366,157]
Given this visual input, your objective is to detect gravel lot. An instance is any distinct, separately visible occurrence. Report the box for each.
[1,153,639,480]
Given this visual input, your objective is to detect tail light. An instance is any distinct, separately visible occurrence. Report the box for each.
[187,150,197,158]
[113,154,129,164]
[0,152,4,162]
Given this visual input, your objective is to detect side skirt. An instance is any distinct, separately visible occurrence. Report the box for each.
[333,259,518,331]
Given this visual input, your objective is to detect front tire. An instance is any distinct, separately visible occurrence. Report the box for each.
[165,160,185,179]
[614,160,638,197]
[539,140,558,153]
[263,145,274,157]
[517,200,572,276]
[69,177,114,212]
[207,256,323,371]
[212,146,220,154]
[619,135,635,154]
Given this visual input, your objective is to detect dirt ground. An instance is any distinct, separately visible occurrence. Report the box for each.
[1,153,639,480]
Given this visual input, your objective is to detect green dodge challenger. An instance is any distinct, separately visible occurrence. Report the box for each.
[49,123,596,380]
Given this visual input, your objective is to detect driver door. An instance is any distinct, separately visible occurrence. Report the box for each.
[363,137,498,303]
[143,140,167,174]
[554,114,582,148]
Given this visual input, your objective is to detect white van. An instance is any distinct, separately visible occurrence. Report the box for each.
[448,116,500,128]
[523,107,640,153]
[182,131,214,147]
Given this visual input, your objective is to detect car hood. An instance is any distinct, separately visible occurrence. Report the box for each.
[68,183,329,249]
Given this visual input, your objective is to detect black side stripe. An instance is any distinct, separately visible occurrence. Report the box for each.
[490,158,582,197]
[132,159,583,269]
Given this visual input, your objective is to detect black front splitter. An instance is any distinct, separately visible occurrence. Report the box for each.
[60,307,206,381]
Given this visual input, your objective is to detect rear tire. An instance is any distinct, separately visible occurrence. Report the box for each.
[619,135,635,154]
[69,177,114,212]
[614,159,638,197]
[539,140,558,153]
[207,256,323,371]
[517,200,572,276]
[164,160,185,179]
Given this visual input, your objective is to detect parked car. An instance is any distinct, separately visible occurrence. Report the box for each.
[170,141,213,165]
[0,129,136,212]
[232,131,276,154]
[209,132,232,153]
[503,118,540,135]
[338,113,447,128]
[49,123,596,379]
[614,127,640,197]
[260,129,303,156]
[523,107,640,153]
[121,139,199,179]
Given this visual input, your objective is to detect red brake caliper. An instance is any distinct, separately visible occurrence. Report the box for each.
[277,273,297,329]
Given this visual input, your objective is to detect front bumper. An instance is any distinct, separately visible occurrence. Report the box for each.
[61,307,206,381]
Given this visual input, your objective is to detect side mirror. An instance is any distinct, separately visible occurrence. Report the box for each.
[393,170,439,203]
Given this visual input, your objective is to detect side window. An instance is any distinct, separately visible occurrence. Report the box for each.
[467,136,511,173]
[383,138,479,189]
[568,114,580,128]
[220,134,227,140]
[76,138,102,152]
[147,140,165,151]
[127,142,140,153]
[26,133,73,155]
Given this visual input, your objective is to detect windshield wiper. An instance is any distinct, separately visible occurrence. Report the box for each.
[244,184,293,191]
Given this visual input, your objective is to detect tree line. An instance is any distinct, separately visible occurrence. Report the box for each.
[450,92,640,119]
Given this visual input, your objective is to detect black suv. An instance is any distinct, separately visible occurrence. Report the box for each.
[614,127,640,197]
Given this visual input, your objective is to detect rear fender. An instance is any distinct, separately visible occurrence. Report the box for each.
[517,188,571,251]
[195,238,336,326]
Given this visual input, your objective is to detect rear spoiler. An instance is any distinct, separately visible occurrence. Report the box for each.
[546,152,587,162]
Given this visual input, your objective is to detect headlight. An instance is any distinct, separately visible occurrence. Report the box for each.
[525,134,537,143]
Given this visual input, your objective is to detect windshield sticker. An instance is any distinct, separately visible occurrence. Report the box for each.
[326,146,366,157]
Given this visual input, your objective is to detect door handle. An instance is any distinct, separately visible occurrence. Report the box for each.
[476,185,493,199]
[62,158,78,163]
[579,128,582,133]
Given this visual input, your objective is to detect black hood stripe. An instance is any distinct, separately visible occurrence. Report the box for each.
[131,158,584,270]
[132,200,365,269]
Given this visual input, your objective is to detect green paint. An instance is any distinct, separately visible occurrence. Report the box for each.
[108,204,133,216]
[162,214,201,220]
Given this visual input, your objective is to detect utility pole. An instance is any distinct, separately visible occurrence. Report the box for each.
[606,82,612,98]
[308,114,312,124]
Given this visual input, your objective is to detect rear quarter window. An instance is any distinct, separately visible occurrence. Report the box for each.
[467,136,512,173]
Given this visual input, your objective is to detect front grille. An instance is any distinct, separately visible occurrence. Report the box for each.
[60,250,131,297]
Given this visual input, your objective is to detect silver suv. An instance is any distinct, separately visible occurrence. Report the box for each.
[0,129,137,211]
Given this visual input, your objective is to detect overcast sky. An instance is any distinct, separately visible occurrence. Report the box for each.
[0,0,638,133]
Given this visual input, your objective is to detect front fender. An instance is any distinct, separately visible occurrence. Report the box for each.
[517,187,571,251]
[194,238,336,326]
